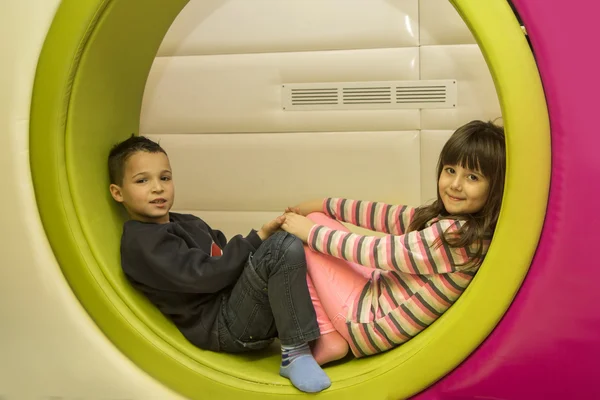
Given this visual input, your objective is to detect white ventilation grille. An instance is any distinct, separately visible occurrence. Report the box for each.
[282,80,457,111]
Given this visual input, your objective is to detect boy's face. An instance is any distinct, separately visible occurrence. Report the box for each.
[110,151,174,224]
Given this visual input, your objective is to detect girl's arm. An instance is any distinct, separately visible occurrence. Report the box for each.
[322,197,417,235]
[308,219,486,274]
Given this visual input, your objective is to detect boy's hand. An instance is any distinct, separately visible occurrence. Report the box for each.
[258,215,286,241]
[285,199,324,216]
[281,213,316,243]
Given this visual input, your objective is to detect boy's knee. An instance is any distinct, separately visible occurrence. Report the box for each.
[278,232,307,268]
[260,231,306,268]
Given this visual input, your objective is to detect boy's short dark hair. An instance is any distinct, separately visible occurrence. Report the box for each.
[108,135,167,185]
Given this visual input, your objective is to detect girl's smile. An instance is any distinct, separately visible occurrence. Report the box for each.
[438,165,490,215]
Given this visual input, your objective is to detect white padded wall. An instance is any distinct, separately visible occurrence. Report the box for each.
[140,0,502,235]
[420,130,453,204]
[419,0,476,45]
[418,0,501,201]
[157,0,419,55]
[141,48,420,135]
[148,131,420,210]
[420,45,501,131]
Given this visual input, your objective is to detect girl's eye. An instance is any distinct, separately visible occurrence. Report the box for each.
[445,167,455,174]
[468,174,479,181]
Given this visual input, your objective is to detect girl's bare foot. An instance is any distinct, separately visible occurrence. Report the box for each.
[312,331,349,366]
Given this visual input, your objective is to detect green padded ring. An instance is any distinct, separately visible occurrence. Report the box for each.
[30,0,550,398]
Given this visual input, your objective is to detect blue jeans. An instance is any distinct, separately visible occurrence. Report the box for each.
[218,231,320,352]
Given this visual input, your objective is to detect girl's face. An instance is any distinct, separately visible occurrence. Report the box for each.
[438,164,490,215]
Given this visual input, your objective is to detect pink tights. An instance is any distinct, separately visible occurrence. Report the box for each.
[305,213,373,364]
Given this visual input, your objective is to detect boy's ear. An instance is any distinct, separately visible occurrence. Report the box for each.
[109,184,124,203]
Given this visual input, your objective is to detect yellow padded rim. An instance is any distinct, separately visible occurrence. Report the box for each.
[29,0,550,398]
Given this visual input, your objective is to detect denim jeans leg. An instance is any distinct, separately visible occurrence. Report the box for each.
[252,231,320,346]
[220,231,320,351]
[219,256,277,353]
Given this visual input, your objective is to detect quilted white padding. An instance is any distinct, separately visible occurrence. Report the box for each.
[420,45,502,130]
[157,0,419,56]
[140,48,420,135]
[148,131,421,211]
[140,0,502,234]
[420,130,454,203]
[419,0,477,45]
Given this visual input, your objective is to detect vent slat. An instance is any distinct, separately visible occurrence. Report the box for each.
[293,99,337,103]
[396,93,446,94]
[397,90,446,92]
[291,88,337,91]
[344,99,391,101]
[283,80,456,111]
[343,102,392,104]
[292,92,337,95]
[344,91,391,93]
[396,85,446,89]
[343,95,391,98]
[396,96,446,98]
[344,86,390,90]
[397,101,445,103]
[292,95,338,98]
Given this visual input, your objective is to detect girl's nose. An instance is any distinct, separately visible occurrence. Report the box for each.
[450,177,462,190]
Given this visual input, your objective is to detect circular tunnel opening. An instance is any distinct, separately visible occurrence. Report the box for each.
[29,0,550,398]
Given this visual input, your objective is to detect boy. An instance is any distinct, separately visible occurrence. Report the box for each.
[108,136,330,393]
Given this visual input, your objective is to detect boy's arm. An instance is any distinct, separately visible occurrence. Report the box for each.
[207,215,284,248]
[323,198,417,235]
[308,219,484,274]
[129,229,262,294]
[209,227,228,249]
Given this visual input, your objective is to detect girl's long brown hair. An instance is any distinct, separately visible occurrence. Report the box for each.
[407,120,506,267]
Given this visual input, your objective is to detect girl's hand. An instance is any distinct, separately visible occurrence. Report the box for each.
[285,199,324,216]
[258,215,286,241]
[281,213,316,243]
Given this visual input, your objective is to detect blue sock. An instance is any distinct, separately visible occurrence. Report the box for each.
[280,343,331,393]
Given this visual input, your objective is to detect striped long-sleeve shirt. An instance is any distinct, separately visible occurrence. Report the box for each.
[307,198,490,357]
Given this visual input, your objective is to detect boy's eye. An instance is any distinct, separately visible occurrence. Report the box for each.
[136,179,147,184]
[161,176,171,181]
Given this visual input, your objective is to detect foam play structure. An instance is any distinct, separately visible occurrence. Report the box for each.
[2,0,599,399]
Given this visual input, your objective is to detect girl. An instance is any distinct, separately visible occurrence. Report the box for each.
[284,120,506,358]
